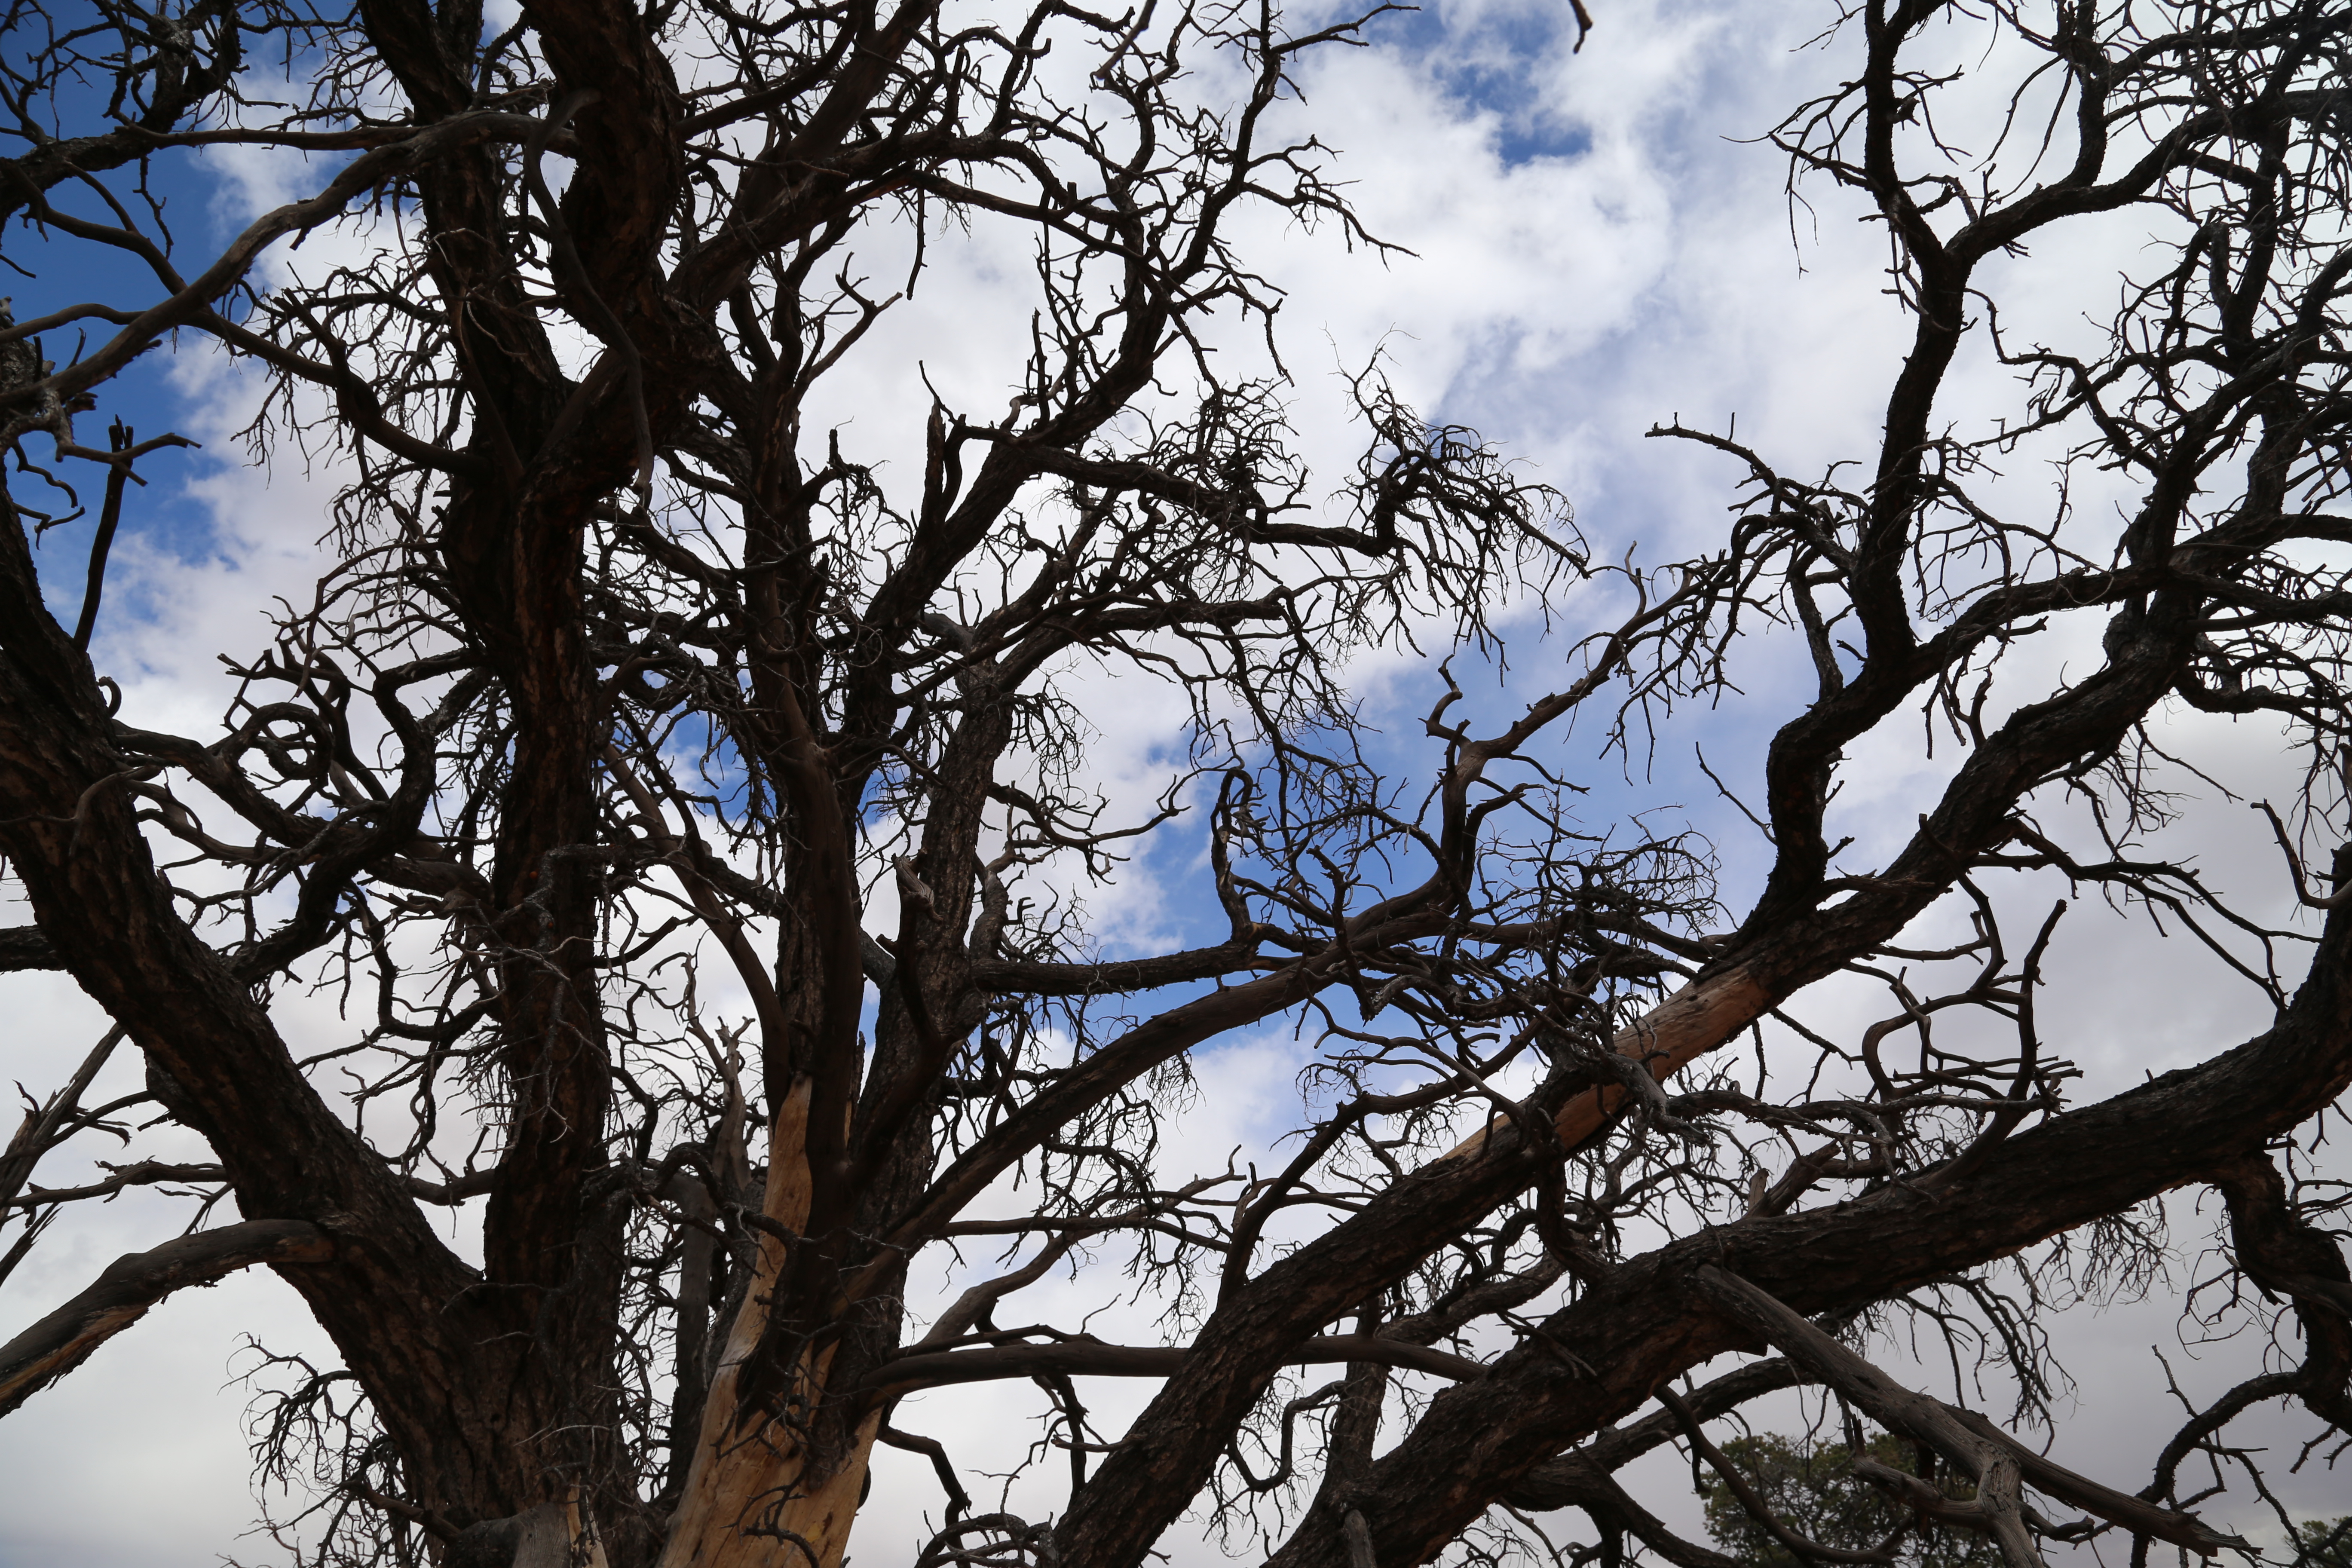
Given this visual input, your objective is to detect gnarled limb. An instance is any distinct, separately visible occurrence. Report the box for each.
[9,1,2352,1564]
[0,1024,123,1213]
[0,1218,330,1418]
[861,1333,1486,1398]
[2205,1152,2352,1431]
[0,926,58,971]
[1259,887,2352,1568]
[1684,1267,2243,1562]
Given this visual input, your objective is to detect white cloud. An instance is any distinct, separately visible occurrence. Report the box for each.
[6,0,2346,1561]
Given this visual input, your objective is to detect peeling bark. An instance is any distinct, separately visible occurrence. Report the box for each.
[658,1079,886,1568]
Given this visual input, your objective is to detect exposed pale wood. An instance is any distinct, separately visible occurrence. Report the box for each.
[1442,967,1774,1160]
[658,1077,885,1568]
[448,1500,612,1568]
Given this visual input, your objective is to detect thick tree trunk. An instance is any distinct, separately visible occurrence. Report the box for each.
[658,1080,881,1568]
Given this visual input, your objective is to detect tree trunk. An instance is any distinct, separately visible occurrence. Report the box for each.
[659,1079,881,1568]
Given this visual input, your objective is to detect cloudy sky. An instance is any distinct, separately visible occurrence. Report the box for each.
[3,0,2343,1562]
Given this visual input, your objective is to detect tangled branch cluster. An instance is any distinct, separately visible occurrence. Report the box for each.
[2,1,2350,1566]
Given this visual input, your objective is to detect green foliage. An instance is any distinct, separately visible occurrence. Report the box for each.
[1697,1433,2002,1568]
[2292,1519,2352,1568]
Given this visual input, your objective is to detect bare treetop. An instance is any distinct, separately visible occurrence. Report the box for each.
[1,1,2349,1567]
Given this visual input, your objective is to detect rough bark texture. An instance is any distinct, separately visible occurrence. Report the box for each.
[3,2,2349,1566]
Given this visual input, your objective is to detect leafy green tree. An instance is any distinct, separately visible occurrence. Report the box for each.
[1700,1433,2002,1568]
[2293,1520,2352,1568]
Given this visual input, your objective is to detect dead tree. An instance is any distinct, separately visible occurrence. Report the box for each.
[2,0,2349,1565]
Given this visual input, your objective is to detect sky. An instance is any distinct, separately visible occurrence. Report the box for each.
[2,0,2346,1563]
